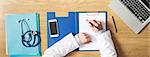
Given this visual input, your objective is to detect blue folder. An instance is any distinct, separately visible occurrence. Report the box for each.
[47,12,107,49]
[5,13,41,56]
[47,12,79,47]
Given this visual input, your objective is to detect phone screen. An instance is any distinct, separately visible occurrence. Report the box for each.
[49,22,58,35]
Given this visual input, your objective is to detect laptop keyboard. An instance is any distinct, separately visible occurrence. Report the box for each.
[120,0,150,23]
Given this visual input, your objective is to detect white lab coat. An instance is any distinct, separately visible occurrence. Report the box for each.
[43,30,117,57]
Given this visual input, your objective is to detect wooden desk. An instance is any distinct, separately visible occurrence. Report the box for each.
[0,0,149,57]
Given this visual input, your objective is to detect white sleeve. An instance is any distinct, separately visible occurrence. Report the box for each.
[42,33,80,57]
[96,30,117,57]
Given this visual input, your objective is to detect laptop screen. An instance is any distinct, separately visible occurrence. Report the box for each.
[141,0,150,9]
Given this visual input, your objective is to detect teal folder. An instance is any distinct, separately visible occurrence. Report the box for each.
[5,13,41,56]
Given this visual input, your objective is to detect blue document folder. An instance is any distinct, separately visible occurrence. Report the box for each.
[47,12,79,47]
[47,12,107,50]
[5,13,41,56]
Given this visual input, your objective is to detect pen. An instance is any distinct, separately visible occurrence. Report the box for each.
[112,16,118,33]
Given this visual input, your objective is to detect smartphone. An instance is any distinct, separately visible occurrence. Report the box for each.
[48,19,59,37]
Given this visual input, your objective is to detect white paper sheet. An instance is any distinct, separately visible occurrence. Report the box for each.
[79,12,107,50]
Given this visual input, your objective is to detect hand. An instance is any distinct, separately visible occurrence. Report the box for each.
[78,33,91,44]
[87,20,103,32]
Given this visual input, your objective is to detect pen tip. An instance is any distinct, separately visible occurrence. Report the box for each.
[112,16,114,18]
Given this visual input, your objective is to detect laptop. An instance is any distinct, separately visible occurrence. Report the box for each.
[109,0,150,33]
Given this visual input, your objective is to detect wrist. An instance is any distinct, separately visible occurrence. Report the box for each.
[74,34,83,46]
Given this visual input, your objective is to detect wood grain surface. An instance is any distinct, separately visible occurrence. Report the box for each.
[0,0,149,57]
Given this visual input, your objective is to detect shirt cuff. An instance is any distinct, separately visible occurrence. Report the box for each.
[95,30,103,35]
[74,34,83,46]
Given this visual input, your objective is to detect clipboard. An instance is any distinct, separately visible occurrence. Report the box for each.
[78,11,107,50]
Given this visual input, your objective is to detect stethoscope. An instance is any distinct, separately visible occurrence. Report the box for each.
[18,19,41,47]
